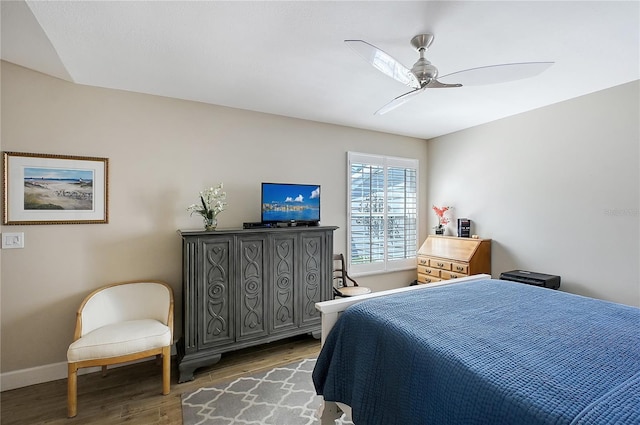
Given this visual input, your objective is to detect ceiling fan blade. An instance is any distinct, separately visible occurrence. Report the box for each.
[426,79,463,89]
[375,86,428,115]
[439,62,554,86]
[345,40,420,89]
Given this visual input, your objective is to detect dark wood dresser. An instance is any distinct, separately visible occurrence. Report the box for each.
[177,226,337,382]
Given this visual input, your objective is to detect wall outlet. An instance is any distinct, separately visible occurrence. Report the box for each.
[2,232,24,249]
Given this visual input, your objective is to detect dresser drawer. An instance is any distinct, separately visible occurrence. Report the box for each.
[441,270,467,280]
[417,256,429,267]
[430,259,452,270]
[451,262,469,274]
[417,273,442,284]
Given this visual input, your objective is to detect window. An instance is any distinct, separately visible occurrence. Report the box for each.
[348,152,418,275]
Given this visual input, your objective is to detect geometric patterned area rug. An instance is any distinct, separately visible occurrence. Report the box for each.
[181,358,353,425]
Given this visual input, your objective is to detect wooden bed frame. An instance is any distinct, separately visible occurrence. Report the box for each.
[314,274,492,424]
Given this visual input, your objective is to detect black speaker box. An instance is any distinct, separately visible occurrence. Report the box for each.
[500,270,561,290]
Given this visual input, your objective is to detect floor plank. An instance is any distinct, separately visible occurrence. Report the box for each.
[1,335,321,425]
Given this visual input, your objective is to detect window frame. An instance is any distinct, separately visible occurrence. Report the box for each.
[347,152,419,276]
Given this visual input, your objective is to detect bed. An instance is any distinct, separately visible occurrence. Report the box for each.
[312,275,640,425]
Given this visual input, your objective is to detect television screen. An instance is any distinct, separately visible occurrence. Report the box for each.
[261,183,320,224]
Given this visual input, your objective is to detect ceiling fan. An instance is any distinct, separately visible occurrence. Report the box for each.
[345,34,554,115]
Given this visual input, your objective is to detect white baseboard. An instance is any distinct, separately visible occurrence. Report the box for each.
[1,345,178,392]
[1,361,92,392]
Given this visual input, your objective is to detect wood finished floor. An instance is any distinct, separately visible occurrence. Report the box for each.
[1,335,321,425]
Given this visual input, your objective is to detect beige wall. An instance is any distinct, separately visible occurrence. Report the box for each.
[427,80,640,306]
[0,61,426,378]
[3,60,638,388]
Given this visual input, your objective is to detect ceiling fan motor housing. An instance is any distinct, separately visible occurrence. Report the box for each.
[412,57,438,85]
[410,34,438,85]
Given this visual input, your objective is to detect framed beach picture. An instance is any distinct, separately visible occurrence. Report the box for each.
[3,152,109,225]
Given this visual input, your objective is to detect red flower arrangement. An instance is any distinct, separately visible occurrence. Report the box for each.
[432,205,451,227]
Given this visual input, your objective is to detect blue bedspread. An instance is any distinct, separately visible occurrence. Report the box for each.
[313,279,640,425]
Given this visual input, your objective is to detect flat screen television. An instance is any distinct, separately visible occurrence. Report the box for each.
[261,182,320,225]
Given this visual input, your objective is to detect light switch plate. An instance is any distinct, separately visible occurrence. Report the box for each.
[2,232,24,249]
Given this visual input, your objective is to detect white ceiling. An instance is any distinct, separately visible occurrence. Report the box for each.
[2,1,639,140]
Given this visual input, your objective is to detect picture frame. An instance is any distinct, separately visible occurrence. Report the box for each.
[3,151,109,225]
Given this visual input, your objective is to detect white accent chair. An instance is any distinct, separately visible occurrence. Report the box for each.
[66,281,174,418]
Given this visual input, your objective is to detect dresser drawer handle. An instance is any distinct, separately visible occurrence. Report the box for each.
[456,266,464,271]
[426,269,432,273]
[437,262,444,267]
[450,275,458,279]
[419,259,427,265]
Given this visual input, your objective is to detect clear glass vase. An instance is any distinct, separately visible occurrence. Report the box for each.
[204,217,217,231]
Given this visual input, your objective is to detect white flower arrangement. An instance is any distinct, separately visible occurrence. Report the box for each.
[187,183,227,222]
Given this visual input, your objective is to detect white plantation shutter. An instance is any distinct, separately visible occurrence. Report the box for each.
[348,152,418,275]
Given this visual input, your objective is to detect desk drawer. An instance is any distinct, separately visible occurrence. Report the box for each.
[417,273,442,284]
[451,262,469,274]
[441,270,467,280]
[430,259,452,270]
[418,265,440,277]
[417,256,429,267]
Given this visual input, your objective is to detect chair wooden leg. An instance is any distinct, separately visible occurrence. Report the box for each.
[67,363,78,418]
[162,346,170,395]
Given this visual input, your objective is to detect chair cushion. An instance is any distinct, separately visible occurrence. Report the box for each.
[67,319,171,362]
[337,286,372,297]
